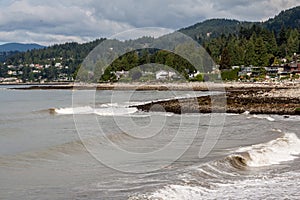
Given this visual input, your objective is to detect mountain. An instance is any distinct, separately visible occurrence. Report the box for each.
[179,6,300,42]
[264,6,300,31]
[0,43,45,52]
[179,19,254,42]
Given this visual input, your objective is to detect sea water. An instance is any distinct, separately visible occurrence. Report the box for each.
[0,86,299,199]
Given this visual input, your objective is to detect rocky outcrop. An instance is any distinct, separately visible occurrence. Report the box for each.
[134,89,300,115]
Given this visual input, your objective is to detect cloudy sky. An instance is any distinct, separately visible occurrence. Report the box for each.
[0,0,299,45]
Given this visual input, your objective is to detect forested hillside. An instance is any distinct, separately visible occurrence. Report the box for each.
[204,25,299,69]
[1,6,300,82]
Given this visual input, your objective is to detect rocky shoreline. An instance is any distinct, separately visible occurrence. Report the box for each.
[6,82,300,115]
[133,87,300,115]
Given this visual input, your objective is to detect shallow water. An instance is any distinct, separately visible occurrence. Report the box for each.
[0,86,299,199]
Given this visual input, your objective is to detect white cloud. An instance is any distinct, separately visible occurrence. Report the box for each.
[0,0,299,45]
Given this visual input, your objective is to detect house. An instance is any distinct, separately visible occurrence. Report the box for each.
[114,70,129,79]
[142,71,154,76]
[156,70,169,80]
[231,66,240,69]
[238,66,252,77]
[55,63,62,68]
[265,66,278,78]
[7,65,17,69]
[278,71,290,79]
[251,67,262,77]
[2,77,19,83]
[32,70,41,74]
[7,70,17,76]
[290,63,300,74]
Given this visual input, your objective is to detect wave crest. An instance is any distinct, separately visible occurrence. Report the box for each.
[49,105,138,116]
[233,133,300,167]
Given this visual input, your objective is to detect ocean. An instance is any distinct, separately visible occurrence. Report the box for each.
[0,85,299,200]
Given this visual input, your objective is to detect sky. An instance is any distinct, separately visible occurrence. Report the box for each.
[0,0,299,46]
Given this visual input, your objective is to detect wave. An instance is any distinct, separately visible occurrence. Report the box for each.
[0,132,136,167]
[233,132,300,167]
[49,105,138,116]
[250,115,275,122]
[241,111,275,121]
[52,106,94,115]
[211,132,300,170]
[94,107,138,116]
[136,170,300,200]
[130,132,300,200]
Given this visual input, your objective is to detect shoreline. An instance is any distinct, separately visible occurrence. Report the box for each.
[4,81,300,91]
[3,82,299,115]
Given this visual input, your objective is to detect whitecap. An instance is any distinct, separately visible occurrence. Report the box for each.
[236,132,300,167]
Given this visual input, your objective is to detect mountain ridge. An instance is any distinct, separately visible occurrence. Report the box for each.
[179,6,300,41]
[0,43,45,52]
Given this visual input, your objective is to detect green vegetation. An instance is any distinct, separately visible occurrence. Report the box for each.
[190,73,204,82]
[180,19,254,43]
[1,6,300,83]
[0,39,105,81]
[204,25,300,69]
[221,68,239,81]
[99,49,197,82]
[180,6,300,43]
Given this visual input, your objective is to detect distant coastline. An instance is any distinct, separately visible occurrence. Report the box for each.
[3,81,299,90]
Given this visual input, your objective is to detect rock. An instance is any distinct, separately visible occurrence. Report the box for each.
[133,88,300,116]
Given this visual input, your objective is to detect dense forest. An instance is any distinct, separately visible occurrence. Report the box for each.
[204,25,299,70]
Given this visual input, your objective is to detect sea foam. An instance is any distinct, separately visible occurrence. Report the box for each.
[236,132,300,167]
[53,105,138,116]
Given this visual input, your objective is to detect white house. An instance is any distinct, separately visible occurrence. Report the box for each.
[115,70,129,79]
[156,70,169,80]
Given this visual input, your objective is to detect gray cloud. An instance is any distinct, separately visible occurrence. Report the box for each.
[0,0,299,45]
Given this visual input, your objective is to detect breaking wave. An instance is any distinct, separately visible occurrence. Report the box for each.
[249,114,275,122]
[233,132,300,167]
[49,105,138,116]
[130,132,300,200]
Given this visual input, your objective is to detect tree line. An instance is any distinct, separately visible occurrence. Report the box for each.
[204,25,300,70]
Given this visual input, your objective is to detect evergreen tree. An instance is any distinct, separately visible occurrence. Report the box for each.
[278,26,287,46]
[254,37,269,66]
[244,39,255,66]
[220,47,231,70]
[265,31,278,55]
[287,29,299,55]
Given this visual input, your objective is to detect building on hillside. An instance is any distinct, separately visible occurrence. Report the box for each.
[2,77,20,83]
[251,67,262,77]
[278,71,290,79]
[289,63,300,74]
[238,66,252,77]
[265,66,279,78]
[156,70,169,80]
[114,70,129,80]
